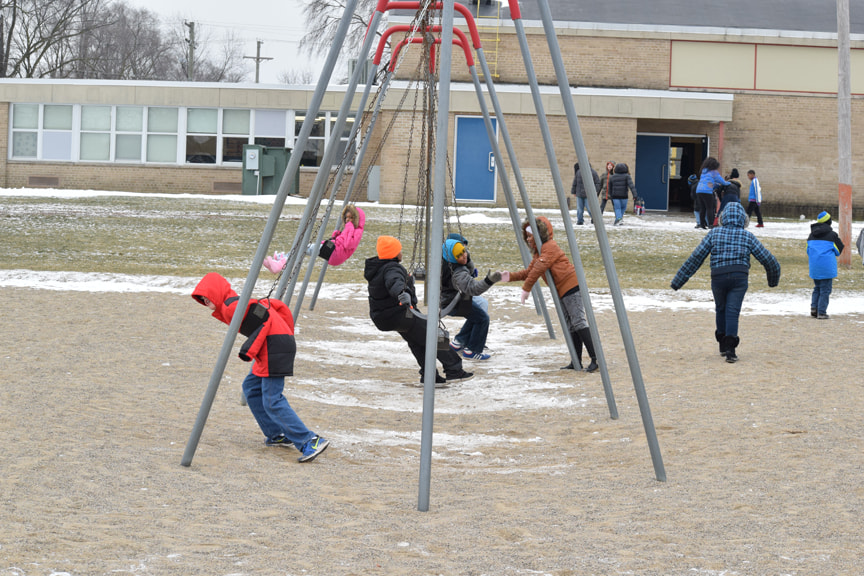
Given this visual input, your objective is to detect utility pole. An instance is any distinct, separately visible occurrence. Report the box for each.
[184,21,196,81]
[244,40,273,83]
[837,0,852,267]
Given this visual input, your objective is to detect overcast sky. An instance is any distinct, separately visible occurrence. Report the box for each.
[125,0,325,84]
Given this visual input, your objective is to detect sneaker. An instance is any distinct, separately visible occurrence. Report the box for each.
[817,314,830,319]
[265,434,294,448]
[420,372,447,384]
[462,349,491,361]
[756,223,764,228]
[613,219,622,226]
[725,350,738,363]
[446,370,474,383]
[298,435,329,462]
[810,307,817,318]
[449,338,465,352]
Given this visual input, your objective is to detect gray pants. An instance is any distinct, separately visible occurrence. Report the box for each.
[560,289,588,332]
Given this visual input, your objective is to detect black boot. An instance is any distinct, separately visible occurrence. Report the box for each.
[715,330,728,356]
[578,327,599,373]
[561,331,583,370]
[722,335,739,363]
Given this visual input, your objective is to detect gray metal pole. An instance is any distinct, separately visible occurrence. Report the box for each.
[418,0,455,513]
[509,16,616,415]
[535,0,664,481]
[472,49,556,339]
[180,0,360,468]
[277,7,386,311]
[295,63,379,312]
[310,70,394,310]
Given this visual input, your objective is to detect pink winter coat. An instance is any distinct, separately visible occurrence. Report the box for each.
[327,207,365,266]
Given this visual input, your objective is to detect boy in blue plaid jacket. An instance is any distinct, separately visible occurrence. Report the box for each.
[671,202,781,363]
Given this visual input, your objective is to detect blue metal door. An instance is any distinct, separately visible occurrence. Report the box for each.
[635,135,670,211]
[454,116,497,202]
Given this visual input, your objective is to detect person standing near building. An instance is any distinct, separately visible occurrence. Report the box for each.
[695,157,729,230]
[607,163,638,226]
[746,170,764,227]
[807,211,844,319]
[570,162,601,226]
[596,160,616,222]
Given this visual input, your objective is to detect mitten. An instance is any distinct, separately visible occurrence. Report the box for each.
[520,290,530,304]
[500,271,510,282]
[484,270,502,285]
[398,292,412,307]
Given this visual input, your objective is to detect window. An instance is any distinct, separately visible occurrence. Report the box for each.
[116,106,144,162]
[147,107,178,163]
[222,109,250,163]
[294,111,354,168]
[80,106,111,161]
[6,103,344,170]
[669,146,683,180]
[253,109,286,149]
[11,104,38,158]
[42,105,73,160]
[185,108,217,164]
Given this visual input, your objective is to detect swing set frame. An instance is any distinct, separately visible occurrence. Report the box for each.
[181,0,666,513]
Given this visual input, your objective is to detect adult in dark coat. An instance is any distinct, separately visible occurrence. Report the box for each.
[570,162,601,225]
[364,235,473,384]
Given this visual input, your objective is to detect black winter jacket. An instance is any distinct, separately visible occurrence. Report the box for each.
[607,163,637,200]
[364,256,416,331]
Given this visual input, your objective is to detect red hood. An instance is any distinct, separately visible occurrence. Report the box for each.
[192,272,237,324]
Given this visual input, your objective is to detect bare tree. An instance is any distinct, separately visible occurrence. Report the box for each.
[164,18,247,82]
[299,0,384,63]
[79,2,174,79]
[278,68,314,84]
[0,0,105,78]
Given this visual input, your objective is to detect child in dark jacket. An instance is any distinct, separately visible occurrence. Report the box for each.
[807,211,844,319]
[192,273,329,462]
[364,236,473,385]
[500,217,598,372]
[671,202,781,363]
[440,237,501,360]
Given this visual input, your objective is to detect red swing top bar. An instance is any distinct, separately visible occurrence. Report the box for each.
[375,25,473,70]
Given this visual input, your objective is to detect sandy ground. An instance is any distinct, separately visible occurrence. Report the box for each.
[2,285,863,576]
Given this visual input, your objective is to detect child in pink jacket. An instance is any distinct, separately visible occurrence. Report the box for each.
[263,205,365,273]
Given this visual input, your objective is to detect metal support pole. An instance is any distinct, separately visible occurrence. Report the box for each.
[295,63,379,312]
[510,15,616,416]
[180,0,360,468]
[418,0,454,513]
[310,70,394,310]
[472,49,556,338]
[275,7,386,311]
[536,0,664,481]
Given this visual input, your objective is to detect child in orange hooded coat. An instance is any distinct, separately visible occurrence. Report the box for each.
[192,272,329,462]
[500,217,598,372]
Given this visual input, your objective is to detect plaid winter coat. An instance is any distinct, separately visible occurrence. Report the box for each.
[671,202,781,290]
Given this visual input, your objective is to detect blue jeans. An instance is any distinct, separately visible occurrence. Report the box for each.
[811,278,833,315]
[454,296,490,353]
[575,196,588,224]
[242,370,315,449]
[612,198,628,221]
[711,271,749,337]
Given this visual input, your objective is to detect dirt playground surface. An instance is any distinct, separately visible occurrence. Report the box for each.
[2,286,863,576]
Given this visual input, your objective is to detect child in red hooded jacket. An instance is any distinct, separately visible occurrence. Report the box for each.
[192,272,329,462]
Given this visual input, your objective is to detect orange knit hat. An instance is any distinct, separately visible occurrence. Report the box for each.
[376,235,402,259]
